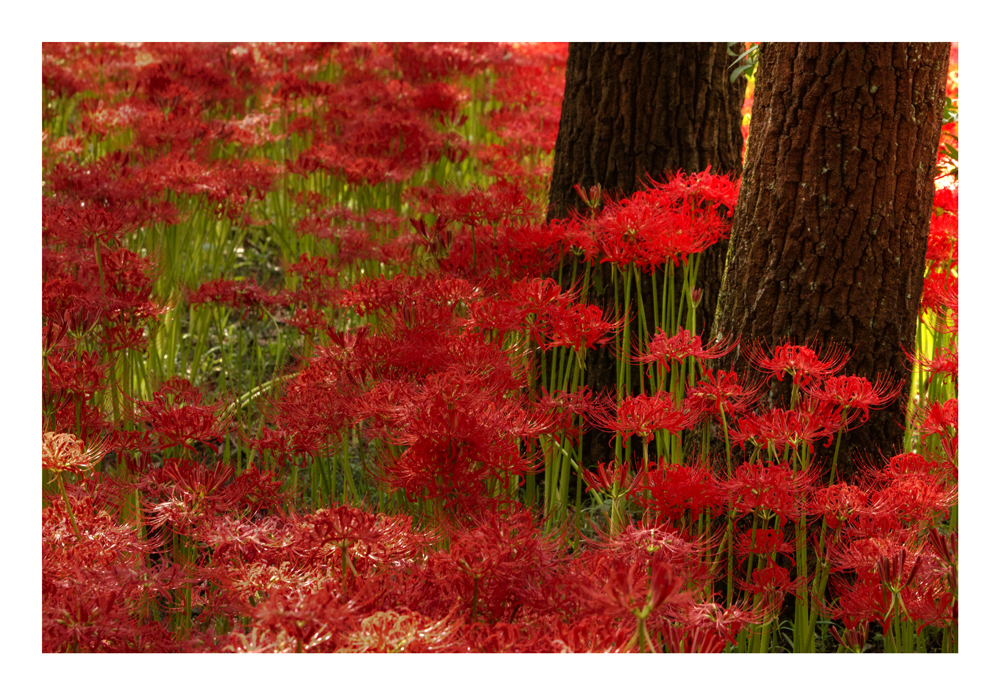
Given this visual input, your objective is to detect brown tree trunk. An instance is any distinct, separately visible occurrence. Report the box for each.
[711,42,951,477]
[546,42,746,466]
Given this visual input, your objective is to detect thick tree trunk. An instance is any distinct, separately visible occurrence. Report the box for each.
[711,42,951,476]
[546,42,746,466]
[547,42,745,220]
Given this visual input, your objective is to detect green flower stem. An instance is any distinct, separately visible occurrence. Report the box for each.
[806,521,837,649]
[828,412,848,485]
[632,265,650,373]
[793,512,810,652]
[743,517,759,586]
[525,439,537,508]
[725,508,735,607]
[719,402,733,478]
[56,472,81,538]
[622,264,633,399]
[340,433,358,505]
[650,264,660,337]
[665,264,675,338]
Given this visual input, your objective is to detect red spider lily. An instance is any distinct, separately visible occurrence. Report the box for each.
[744,340,852,388]
[810,482,869,529]
[504,399,567,442]
[284,254,342,306]
[42,431,110,474]
[99,320,148,353]
[208,465,289,520]
[41,41,961,653]
[867,545,956,634]
[488,276,617,350]
[914,398,958,461]
[550,615,635,653]
[590,392,694,445]
[492,223,563,277]
[266,367,361,458]
[829,570,892,628]
[188,278,289,320]
[725,460,816,525]
[592,194,673,268]
[733,528,795,561]
[43,245,164,328]
[635,328,738,373]
[920,270,958,317]
[926,212,958,268]
[802,374,903,423]
[43,494,170,652]
[866,476,957,526]
[134,379,233,454]
[296,505,384,550]
[376,369,530,502]
[905,344,958,384]
[424,508,562,623]
[43,350,107,401]
[341,273,478,322]
[498,276,566,318]
[933,185,958,216]
[587,552,689,621]
[250,582,361,652]
[649,167,741,213]
[42,276,101,334]
[48,399,113,444]
[590,184,731,270]
[407,180,538,229]
[660,621,727,653]
[926,528,958,605]
[460,621,539,654]
[685,368,760,422]
[142,465,235,540]
[46,151,150,211]
[43,199,148,247]
[830,512,919,569]
[870,452,952,482]
[535,216,597,263]
[537,301,619,351]
[533,387,595,439]
[730,406,838,455]
[682,598,776,647]
[409,215,456,257]
[595,521,715,584]
[99,247,165,321]
[630,458,726,523]
[284,505,393,592]
[580,458,643,496]
[339,608,467,653]
[736,561,807,602]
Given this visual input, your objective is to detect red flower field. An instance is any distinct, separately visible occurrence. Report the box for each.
[42,42,958,653]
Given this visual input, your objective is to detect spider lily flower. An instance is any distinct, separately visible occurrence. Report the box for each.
[42,431,110,474]
[685,368,760,422]
[590,392,695,445]
[745,340,852,388]
[802,374,903,423]
[635,328,738,374]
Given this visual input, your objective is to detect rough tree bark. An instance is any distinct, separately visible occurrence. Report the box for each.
[711,42,951,476]
[546,42,746,466]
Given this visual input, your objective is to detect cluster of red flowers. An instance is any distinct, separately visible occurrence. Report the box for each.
[43,42,958,653]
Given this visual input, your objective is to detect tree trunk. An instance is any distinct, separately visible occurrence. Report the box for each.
[546,42,746,466]
[711,42,951,476]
